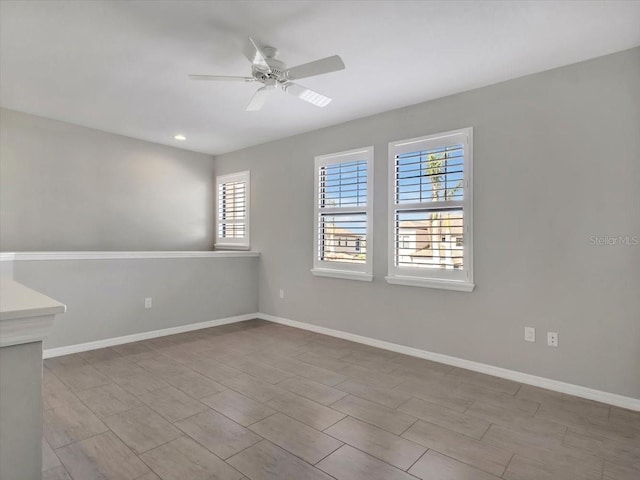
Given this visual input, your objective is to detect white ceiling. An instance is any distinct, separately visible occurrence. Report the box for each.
[1,1,639,155]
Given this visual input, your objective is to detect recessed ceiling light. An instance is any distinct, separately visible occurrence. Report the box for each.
[174,134,186,141]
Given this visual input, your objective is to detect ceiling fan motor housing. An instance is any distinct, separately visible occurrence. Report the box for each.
[253,59,287,84]
[252,46,289,84]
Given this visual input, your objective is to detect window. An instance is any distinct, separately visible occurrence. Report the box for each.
[312,146,374,281]
[215,171,250,250]
[387,128,474,291]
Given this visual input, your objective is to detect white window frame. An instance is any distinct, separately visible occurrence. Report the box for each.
[386,128,474,292]
[311,146,374,282]
[215,171,250,250]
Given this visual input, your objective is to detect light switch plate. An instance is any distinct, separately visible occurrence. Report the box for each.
[524,327,536,342]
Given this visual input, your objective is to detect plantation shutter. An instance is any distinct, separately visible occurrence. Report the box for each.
[216,171,250,249]
[393,143,465,270]
[318,159,368,264]
[387,128,473,289]
[312,147,374,281]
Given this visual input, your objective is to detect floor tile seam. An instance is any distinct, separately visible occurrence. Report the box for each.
[170,406,267,445]
[184,364,245,383]
[329,408,415,436]
[50,429,111,453]
[42,441,68,476]
[246,408,347,437]
[412,447,509,479]
[330,381,412,410]
[403,431,512,479]
[398,417,421,437]
[397,396,490,434]
[110,425,183,456]
[326,397,420,436]
[130,371,214,404]
[217,379,284,404]
[311,442,345,467]
[441,375,524,398]
[226,437,342,479]
[230,367,296,385]
[499,453,516,479]
[131,392,208,425]
[400,418,516,466]
[203,402,271,428]
[43,463,73,479]
[108,376,169,398]
[167,422,263,461]
[480,429,608,478]
[320,413,351,433]
[134,435,240,480]
[291,352,346,373]
[564,423,640,454]
[403,417,498,445]
[266,393,350,426]
[477,420,493,441]
[320,424,427,474]
[404,447,431,473]
[316,443,424,480]
[44,394,111,449]
[273,374,347,395]
[46,367,112,394]
[84,396,145,422]
[97,362,177,392]
[210,432,269,461]
[160,372,231,401]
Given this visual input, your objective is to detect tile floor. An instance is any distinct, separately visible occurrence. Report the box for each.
[41,319,640,480]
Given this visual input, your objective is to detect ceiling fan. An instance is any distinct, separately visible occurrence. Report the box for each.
[189,37,345,111]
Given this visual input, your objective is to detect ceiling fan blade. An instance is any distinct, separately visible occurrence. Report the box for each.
[243,36,271,73]
[284,55,345,80]
[282,82,332,107]
[246,87,271,111]
[189,74,255,82]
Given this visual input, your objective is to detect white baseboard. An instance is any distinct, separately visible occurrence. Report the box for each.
[257,313,640,411]
[42,309,639,411]
[42,313,258,359]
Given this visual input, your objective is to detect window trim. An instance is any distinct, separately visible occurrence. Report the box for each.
[311,146,374,282]
[215,170,250,251]
[386,128,474,292]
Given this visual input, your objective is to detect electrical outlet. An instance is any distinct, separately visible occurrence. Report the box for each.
[524,327,536,342]
[547,331,558,347]
[144,297,152,309]
[279,289,284,299]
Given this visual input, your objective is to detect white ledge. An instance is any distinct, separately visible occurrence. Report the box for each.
[311,268,373,282]
[0,278,66,347]
[214,243,251,251]
[0,251,260,261]
[385,275,475,292]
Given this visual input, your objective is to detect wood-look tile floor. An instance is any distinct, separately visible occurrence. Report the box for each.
[42,319,640,480]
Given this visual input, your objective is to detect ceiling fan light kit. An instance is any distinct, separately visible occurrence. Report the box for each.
[189,37,345,111]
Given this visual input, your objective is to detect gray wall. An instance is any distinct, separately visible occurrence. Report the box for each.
[214,48,640,398]
[0,341,43,480]
[13,256,259,349]
[0,108,215,251]
[0,110,259,349]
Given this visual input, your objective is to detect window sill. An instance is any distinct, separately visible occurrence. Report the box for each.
[385,275,475,292]
[311,268,373,282]
[214,244,251,251]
